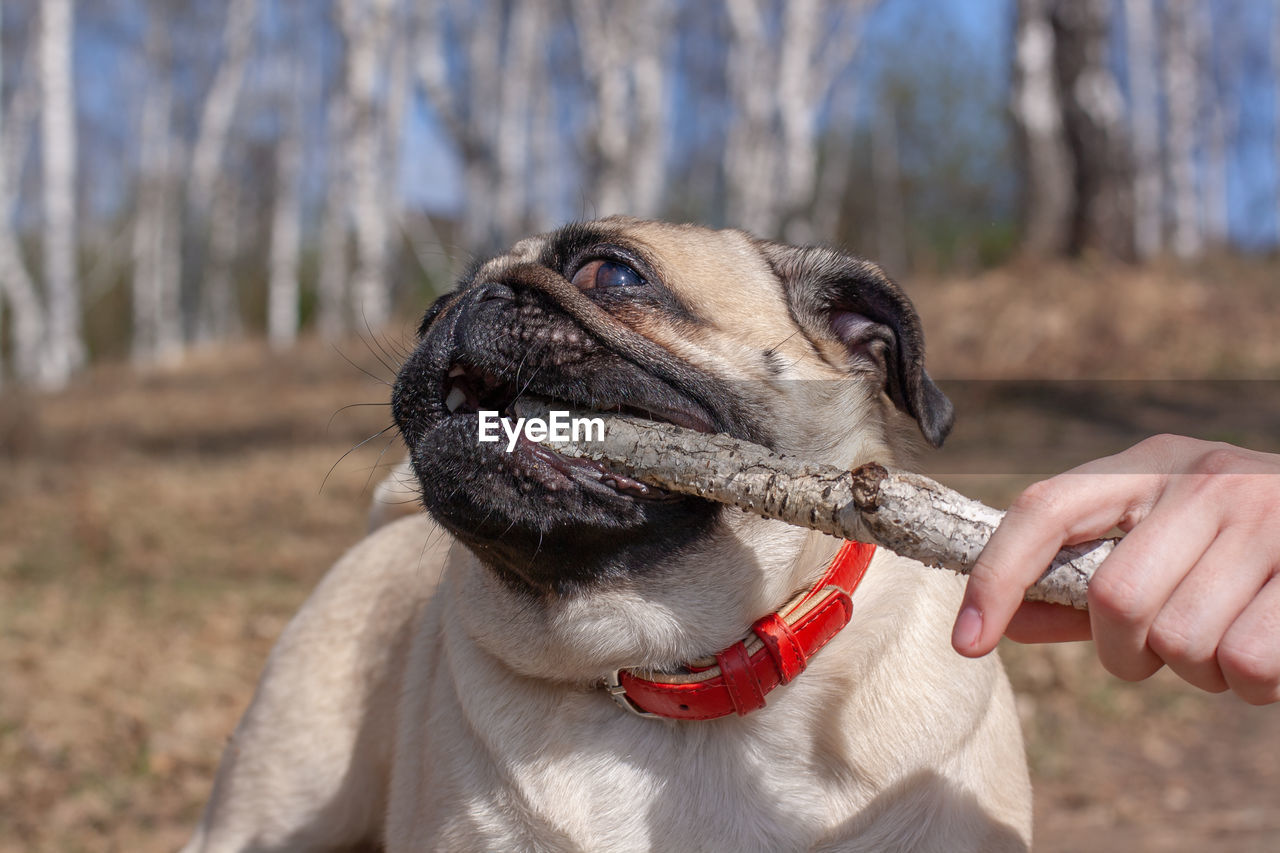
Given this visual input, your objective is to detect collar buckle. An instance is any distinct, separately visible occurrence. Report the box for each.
[604,670,661,718]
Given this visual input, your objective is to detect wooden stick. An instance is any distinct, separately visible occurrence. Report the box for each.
[513,401,1111,609]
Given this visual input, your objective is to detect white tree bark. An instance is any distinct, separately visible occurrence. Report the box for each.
[1011,0,1073,257]
[626,1,672,219]
[1162,0,1203,260]
[381,5,411,233]
[194,176,242,345]
[339,0,395,331]
[1124,0,1162,259]
[571,0,674,220]
[0,20,45,385]
[316,86,350,340]
[571,0,628,216]
[494,0,543,236]
[1200,2,1233,248]
[528,26,560,232]
[724,0,782,237]
[131,13,182,366]
[267,52,304,350]
[418,0,544,252]
[39,0,82,388]
[188,0,258,220]
[725,0,874,241]
[188,0,257,345]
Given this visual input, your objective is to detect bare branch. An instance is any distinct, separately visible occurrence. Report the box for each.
[516,402,1109,609]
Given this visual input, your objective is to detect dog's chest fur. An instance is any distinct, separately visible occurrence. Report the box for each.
[379,539,1030,852]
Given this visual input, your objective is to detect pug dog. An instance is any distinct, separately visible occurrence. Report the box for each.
[183,218,1032,852]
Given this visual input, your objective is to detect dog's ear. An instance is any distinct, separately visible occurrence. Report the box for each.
[758,242,954,448]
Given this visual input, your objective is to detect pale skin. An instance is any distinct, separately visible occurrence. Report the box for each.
[953,434,1280,706]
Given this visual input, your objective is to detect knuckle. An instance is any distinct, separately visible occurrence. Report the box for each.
[1133,433,1196,465]
[1191,445,1247,478]
[1010,478,1066,521]
[1218,636,1280,696]
[1087,569,1151,628]
[1147,618,1207,665]
[1136,433,1186,456]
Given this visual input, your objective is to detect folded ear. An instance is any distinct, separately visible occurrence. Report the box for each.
[758,242,954,448]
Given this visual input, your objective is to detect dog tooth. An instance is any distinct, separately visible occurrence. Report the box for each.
[445,386,466,413]
[448,365,466,378]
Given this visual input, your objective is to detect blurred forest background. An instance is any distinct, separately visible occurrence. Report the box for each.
[3,1,1280,852]
[1,0,1279,387]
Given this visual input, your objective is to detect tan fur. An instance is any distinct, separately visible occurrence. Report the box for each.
[183,220,1032,852]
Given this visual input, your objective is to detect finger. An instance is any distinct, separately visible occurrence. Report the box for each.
[1219,575,1280,705]
[1003,600,1092,644]
[1087,498,1220,682]
[1146,534,1271,693]
[954,468,1163,657]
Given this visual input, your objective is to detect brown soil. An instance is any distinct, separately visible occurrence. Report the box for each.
[2,261,1278,851]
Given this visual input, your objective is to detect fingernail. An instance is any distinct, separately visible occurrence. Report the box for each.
[952,605,983,653]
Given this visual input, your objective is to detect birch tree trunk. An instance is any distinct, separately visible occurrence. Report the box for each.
[0,177,45,388]
[267,53,304,350]
[316,89,350,340]
[381,6,411,256]
[0,21,45,385]
[571,0,675,222]
[1161,0,1203,260]
[1050,0,1135,260]
[339,0,395,331]
[724,0,873,241]
[528,30,560,233]
[1200,3,1233,248]
[776,0,822,241]
[776,0,871,243]
[1011,0,1073,257]
[627,1,672,219]
[194,176,242,345]
[187,0,258,221]
[39,0,82,388]
[418,0,541,253]
[494,0,542,239]
[724,0,780,236]
[1124,0,1162,259]
[572,0,629,217]
[132,12,182,366]
[188,0,258,343]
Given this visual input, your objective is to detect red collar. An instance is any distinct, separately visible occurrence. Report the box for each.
[604,540,875,720]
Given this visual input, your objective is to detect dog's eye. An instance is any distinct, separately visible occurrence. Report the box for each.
[570,259,644,290]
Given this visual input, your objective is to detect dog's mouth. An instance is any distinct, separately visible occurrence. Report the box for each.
[437,358,714,502]
[390,280,749,592]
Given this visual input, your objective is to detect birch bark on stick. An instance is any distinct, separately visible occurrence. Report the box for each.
[514,402,1111,610]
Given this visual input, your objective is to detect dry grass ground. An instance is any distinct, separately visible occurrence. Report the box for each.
[2,259,1278,851]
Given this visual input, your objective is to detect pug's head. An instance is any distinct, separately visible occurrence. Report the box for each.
[392,217,951,678]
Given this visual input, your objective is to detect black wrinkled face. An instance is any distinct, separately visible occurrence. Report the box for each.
[391,223,768,595]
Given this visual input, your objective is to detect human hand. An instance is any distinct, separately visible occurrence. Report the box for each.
[951,434,1280,705]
